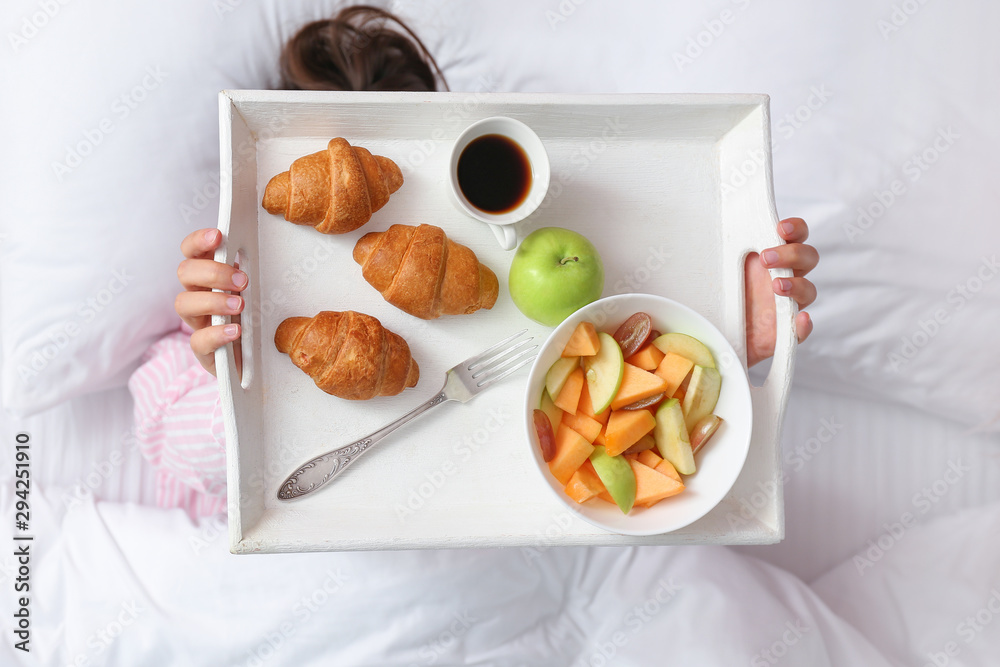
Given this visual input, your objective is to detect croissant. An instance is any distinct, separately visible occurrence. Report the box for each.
[274,311,418,400]
[262,137,403,234]
[353,224,499,320]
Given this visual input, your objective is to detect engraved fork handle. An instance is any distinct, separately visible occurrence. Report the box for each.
[277,390,449,500]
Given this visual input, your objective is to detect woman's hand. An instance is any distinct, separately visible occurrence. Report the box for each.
[745,217,818,367]
[175,229,247,376]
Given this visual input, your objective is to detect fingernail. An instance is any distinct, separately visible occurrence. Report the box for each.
[779,221,795,236]
[224,324,238,337]
[204,229,217,244]
[762,250,779,266]
[778,278,792,292]
[226,296,241,311]
[232,271,248,288]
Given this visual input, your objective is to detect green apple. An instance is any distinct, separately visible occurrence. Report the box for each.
[539,389,564,433]
[652,333,716,369]
[544,356,579,400]
[582,332,624,415]
[654,398,696,475]
[682,365,722,431]
[508,227,604,327]
[589,445,636,514]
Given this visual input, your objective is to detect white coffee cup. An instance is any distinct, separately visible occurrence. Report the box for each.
[448,117,550,250]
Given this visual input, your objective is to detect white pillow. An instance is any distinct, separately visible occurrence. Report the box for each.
[0,0,350,416]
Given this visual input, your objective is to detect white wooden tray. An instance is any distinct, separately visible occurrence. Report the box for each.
[215,90,796,554]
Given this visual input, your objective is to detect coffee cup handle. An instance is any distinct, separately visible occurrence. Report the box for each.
[489,223,517,251]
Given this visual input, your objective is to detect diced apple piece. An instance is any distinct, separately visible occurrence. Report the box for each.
[539,390,564,434]
[653,352,695,398]
[589,445,636,514]
[625,343,665,371]
[553,367,585,414]
[578,380,610,426]
[622,433,656,456]
[652,333,716,369]
[562,321,601,357]
[604,409,656,457]
[548,424,596,485]
[682,366,722,431]
[630,459,685,507]
[545,357,580,401]
[583,332,624,415]
[610,363,669,411]
[654,398,696,475]
[561,411,603,443]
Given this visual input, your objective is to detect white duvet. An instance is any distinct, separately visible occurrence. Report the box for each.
[2,482,999,666]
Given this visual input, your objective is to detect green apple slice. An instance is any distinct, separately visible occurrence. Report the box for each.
[539,389,564,433]
[582,332,624,415]
[589,445,636,514]
[652,333,716,369]
[654,398,696,475]
[545,357,579,400]
[682,365,722,431]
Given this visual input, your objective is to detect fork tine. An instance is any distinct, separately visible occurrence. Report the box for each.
[469,338,535,378]
[476,353,537,389]
[465,329,529,370]
[474,343,538,380]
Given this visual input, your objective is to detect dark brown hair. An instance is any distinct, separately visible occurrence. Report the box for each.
[280,5,447,92]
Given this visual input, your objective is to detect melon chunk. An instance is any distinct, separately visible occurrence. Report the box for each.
[625,344,665,371]
[553,367,585,414]
[654,352,694,398]
[565,464,605,503]
[562,321,601,357]
[604,408,656,457]
[610,363,669,411]
[629,459,685,507]
[636,449,663,469]
[548,424,595,485]
[561,411,602,443]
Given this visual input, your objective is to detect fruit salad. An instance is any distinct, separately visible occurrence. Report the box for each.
[532,313,724,514]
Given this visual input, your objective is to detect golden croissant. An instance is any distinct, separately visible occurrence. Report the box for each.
[274,311,418,400]
[262,137,403,234]
[353,224,499,320]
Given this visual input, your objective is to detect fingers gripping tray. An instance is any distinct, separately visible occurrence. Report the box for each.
[215,91,795,554]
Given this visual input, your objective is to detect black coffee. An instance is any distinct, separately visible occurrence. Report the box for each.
[457,134,531,214]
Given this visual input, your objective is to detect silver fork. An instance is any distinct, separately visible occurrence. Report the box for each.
[276,329,537,501]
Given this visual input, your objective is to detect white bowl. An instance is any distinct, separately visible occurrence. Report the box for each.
[523,293,753,536]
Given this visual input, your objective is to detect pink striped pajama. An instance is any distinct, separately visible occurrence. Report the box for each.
[128,324,228,518]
